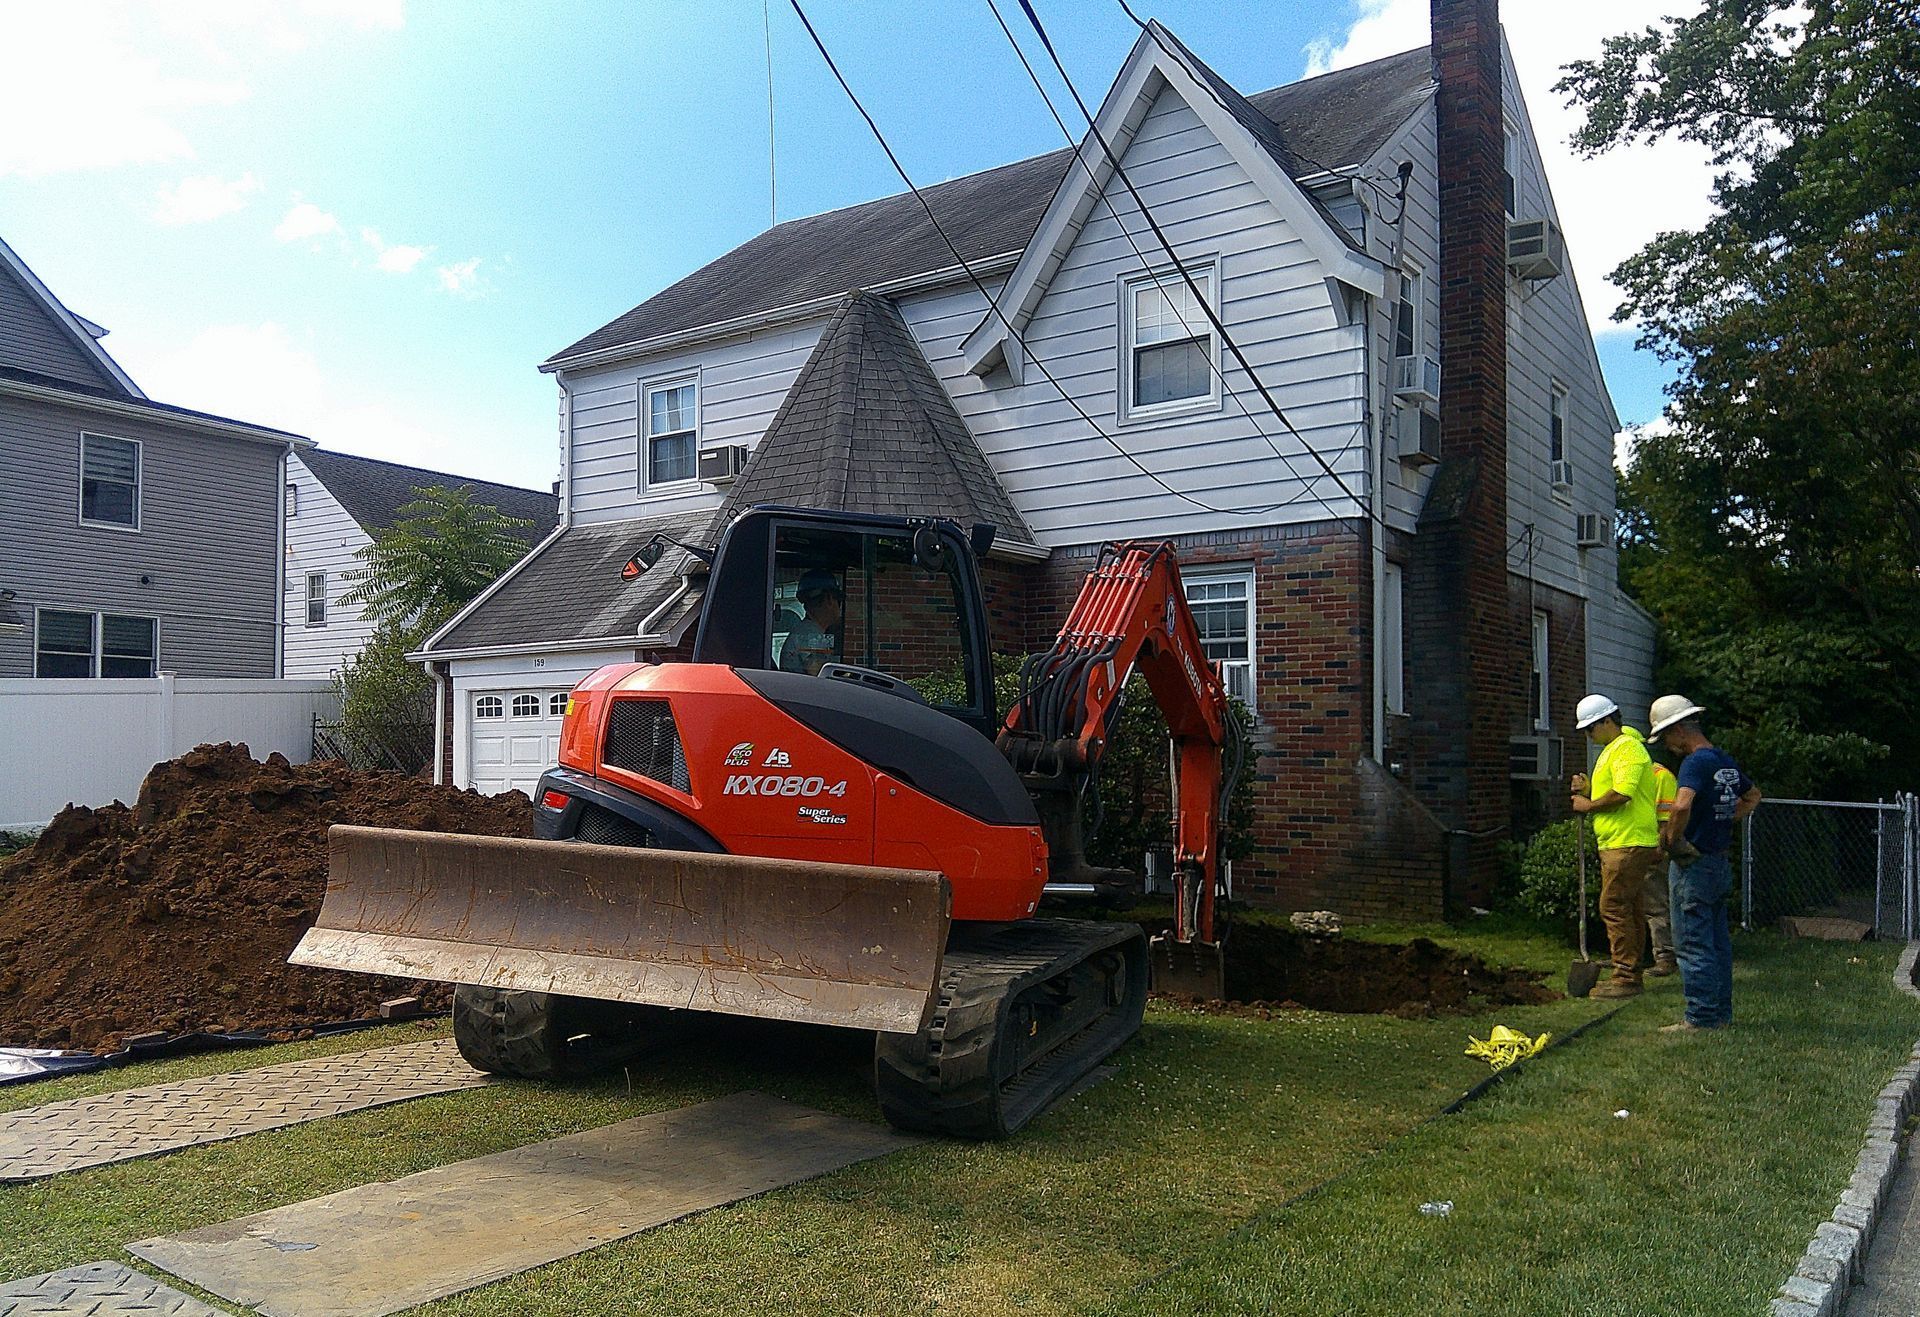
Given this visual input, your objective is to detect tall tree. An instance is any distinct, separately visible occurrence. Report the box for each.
[333,486,533,771]
[1561,0,1920,796]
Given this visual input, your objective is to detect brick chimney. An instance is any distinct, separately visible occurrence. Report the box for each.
[1404,0,1516,904]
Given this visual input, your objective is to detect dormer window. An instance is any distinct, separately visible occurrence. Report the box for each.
[1119,262,1221,421]
[642,378,697,487]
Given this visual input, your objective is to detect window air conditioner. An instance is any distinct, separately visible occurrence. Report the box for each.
[1510,734,1565,782]
[1393,353,1442,405]
[1507,218,1566,280]
[1549,459,1574,495]
[1575,512,1606,548]
[697,444,748,485]
[1393,406,1441,466]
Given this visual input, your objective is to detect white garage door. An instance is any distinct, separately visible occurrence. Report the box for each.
[468,689,570,796]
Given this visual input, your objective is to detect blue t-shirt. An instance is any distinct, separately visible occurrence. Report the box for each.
[1676,746,1752,855]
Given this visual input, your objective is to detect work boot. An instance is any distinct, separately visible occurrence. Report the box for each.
[1590,976,1643,999]
[1648,957,1679,978]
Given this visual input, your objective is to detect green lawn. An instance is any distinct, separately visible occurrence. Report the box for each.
[2,922,1910,1316]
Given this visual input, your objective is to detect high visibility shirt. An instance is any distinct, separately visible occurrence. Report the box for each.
[1652,763,1677,823]
[1590,726,1661,850]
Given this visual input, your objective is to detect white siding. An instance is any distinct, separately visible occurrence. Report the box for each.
[282,454,376,679]
[1499,45,1622,604]
[560,320,828,526]
[903,80,1370,545]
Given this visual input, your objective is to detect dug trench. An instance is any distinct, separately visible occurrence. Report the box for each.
[1141,919,1560,1018]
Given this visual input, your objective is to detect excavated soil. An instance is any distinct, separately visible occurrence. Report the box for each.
[1151,920,1558,1018]
[0,743,530,1052]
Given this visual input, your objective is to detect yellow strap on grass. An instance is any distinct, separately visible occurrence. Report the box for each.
[1465,1025,1551,1070]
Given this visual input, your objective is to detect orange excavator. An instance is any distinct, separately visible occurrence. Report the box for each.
[294,506,1237,1137]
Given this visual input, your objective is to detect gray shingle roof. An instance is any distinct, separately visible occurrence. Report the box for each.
[300,448,558,542]
[713,291,1040,554]
[0,363,306,440]
[429,509,708,653]
[547,46,1432,365]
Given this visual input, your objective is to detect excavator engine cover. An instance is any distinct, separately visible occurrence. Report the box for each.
[1148,933,1226,1000]
[291,825,952,1035]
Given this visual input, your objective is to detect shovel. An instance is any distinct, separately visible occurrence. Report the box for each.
[1568,817,1600,998]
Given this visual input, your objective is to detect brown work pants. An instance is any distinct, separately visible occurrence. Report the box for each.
[1599,847,1659,985]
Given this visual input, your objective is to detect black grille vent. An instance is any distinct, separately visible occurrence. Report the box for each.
[602,699,690,793]
[574,803,654,848]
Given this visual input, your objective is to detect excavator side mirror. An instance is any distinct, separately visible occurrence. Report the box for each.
[969,522,997,560]
[622,536,666,580]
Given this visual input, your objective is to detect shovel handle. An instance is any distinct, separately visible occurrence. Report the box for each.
[1576,815,1590,962]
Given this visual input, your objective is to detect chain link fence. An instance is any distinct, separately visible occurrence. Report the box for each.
[1742,794,1920,938]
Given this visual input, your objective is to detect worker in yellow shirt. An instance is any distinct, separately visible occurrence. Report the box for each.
[1570,694,1663,998]
[1646,762,1680,977]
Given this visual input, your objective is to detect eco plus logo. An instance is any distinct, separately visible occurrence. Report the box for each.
[725,742,754,767]
[762,748,792,768]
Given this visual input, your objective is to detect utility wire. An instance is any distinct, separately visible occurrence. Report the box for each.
[981,0,1351,524]
[786,0,1354,520]
[763,0,778,226]
[1011,0,1382,528]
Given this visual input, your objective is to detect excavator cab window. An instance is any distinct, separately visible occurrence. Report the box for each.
[770,523,981,716]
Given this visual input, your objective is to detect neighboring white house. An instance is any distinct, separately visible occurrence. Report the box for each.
[417,4,1656,912]
[283,449,557,680]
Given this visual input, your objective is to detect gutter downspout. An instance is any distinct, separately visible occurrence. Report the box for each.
[274,446,289,678]
[1373,160,1416,763]
[431,661,448,786]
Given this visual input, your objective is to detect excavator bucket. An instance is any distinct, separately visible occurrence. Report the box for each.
[1148,933,1227,1000]
[290,825,951,1035]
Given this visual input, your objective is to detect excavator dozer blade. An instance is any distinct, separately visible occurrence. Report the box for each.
[1148,933,1226,1000]
[290,825,951,1035]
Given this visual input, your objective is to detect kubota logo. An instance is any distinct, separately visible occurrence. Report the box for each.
[724,742,754,766]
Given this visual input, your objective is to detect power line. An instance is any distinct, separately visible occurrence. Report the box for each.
[1009,0,1383,529]
[763,0,778,226]
[980,0,1350,524]
[785,0,1359,521]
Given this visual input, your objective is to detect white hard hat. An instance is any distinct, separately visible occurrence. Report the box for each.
[1648,694,1707,738]
[1574,694,1620,730]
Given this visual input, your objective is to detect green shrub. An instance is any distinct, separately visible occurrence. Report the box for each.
[1514,818,1602,927]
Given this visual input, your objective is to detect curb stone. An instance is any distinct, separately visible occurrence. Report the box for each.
[1776,941,1920,1314]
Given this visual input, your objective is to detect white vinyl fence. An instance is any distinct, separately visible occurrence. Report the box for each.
[0,675,338,828]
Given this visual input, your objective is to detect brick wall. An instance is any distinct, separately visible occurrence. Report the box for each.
[1009,520,1448,918]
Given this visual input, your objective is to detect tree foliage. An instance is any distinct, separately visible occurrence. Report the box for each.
[334,487,534,755]
[1561,0,1920,797]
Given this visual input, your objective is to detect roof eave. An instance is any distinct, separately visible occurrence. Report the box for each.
[541,251,1023,377]
[0,376,310,448]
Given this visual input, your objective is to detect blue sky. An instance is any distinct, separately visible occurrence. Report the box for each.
[1,1,1697,491]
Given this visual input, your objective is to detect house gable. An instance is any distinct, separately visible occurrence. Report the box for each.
[0,237,142,397]
[960,21,1386,379]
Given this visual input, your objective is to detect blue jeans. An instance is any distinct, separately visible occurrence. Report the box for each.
[1671,851,1733,1026]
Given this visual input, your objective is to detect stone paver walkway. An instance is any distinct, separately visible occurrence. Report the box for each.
[0,1039,490,1182]
[0,1262,225,1316]
[1845,1128,1920,1315]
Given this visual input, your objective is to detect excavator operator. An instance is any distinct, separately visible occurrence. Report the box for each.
[777,568,844,675]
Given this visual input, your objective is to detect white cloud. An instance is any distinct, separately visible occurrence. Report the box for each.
[435,257,485,296]
[0,4,402,177]
[275,201,343,243]
[361,227,431,274]
[1303,0,1716,334]
[131,321,480,471]
[151,172,262,225]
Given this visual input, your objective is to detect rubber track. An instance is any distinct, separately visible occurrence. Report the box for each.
[874,919,1147,1139]
[451,986,573,1079]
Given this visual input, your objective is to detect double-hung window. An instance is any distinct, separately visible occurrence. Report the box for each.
[80,434,140,529]
[305,572,327,627]
[1393,264,1422,360]
[285,482,300,518]
[1549,385,1568,465]
[642,379,697,487]
[1122,264,1219,419]
[1184,569,1254,703]
[1503,124,1519,215]
[36,610,156,678]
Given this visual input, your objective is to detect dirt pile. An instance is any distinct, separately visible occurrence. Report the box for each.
[0,743,531,1051]
[1151,921,1557,1018]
